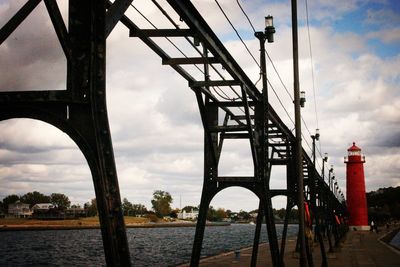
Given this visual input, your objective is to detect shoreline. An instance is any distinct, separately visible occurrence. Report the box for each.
[0,222,230,232]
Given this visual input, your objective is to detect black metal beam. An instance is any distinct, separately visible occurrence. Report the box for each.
[0,0,42,45]
[230,115,254,121]
[241,86,258,171]
[167,0,261,101]
[0,90,72,103]
[209,125,248,132]
[162,57,219,65]
[129,29,194,37]
[270,158,289,165]
[44,0,72,62]
[222,133,250,139]
[106,0,133,37]
[216,176,254,182]
[208,101,255,107]
[190,80,241,88]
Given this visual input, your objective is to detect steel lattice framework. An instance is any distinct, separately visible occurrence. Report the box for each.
[0,1,347,266]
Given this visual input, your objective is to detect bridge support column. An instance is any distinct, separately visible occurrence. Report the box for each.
[251,202,263,267]
[68,1,131,265]
[190,89,219,267]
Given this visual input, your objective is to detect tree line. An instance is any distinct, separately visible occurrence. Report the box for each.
[1,190,300,222]
[0,190,175,219]
[367,186,400,221]
[0,191,72,212]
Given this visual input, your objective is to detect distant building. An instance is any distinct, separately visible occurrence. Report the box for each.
[8,201,32,218]
[32,203,55,211]
[249,212,258,219]
[32,203,61,219]
[177,209,199,220]
[65,207,86,218]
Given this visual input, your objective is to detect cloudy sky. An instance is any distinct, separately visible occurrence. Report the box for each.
[0,0,399,212]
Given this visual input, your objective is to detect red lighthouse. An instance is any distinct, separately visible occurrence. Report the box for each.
[345,142,369,230]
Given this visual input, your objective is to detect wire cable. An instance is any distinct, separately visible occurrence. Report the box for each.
[150,0,243,103]
[236,0,256,33]
[216,0,297,125]
[305,0,319,130]
[235,0,322,164]
[133,2,242,104]
[215,0,260,68]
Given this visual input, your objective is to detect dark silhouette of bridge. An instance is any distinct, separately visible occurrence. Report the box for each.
[0,1,347,266]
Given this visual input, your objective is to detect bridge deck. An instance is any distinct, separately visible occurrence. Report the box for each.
[178,227,400,267]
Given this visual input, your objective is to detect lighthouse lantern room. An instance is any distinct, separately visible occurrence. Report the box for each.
[345,142,369,230]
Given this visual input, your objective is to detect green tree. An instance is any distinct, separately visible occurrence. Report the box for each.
[215,208,227,221]
[132,204,147,216]
[122,198,133,216]
[182,205,198,213]
[50,193,71,210]
[84,198,97,217]
[238,210,251,220]
[289,208,299,221]
[20,191,51,208]
[2,194,20,213]
[226,209,233,218]
[207,206,217,221]
[275,208,286,219]
[206,206,227,221]
[170,208,180,218]
[367,186,400,219]
[151,190,173,218]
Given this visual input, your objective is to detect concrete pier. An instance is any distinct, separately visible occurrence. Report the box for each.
[178,227,400,266]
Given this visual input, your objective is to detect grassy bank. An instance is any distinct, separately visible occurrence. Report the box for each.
[0,217,230,231]
[0,216,149,227]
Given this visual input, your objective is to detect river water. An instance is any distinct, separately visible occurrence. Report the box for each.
[0,224,298,266]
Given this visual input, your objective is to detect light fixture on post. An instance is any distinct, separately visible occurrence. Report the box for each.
[311,128,320,169]
[264,15,275,43]
[252,15,277,267]
[300,91,306,107]
[335,181,338,197]
[322,152,328,182]
[328,165,334,191]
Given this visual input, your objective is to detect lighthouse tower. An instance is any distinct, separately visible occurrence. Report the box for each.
[345,142,369,230]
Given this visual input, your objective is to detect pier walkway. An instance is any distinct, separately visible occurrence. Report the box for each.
[179,227,400,266]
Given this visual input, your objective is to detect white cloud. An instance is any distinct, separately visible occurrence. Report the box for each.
[368,28,400,44]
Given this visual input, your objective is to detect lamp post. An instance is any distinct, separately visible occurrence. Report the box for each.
[334,181,338,198]
[254,15,275,168]
[310,129,320,207]
[310,129,320,165]
[252,17,278,267]
[255,15,275,99]
[310,128,328,265]
[322,153,328,183]
[291,0,308,263]
[328,165,334,191]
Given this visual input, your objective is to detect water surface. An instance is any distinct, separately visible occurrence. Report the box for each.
[0,224,298,266]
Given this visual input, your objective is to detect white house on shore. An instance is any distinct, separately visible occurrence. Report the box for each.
[32,203,55,211]
[8,201,32,218]
[177,209,199,220]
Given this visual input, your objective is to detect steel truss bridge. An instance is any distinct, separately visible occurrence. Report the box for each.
[0,0,347,266]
